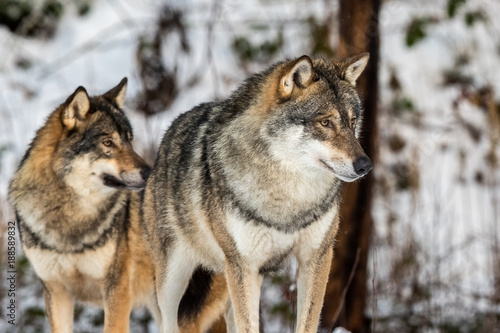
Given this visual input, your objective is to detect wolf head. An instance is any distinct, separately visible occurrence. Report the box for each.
[53,78,151,193]
[255,54,372,182]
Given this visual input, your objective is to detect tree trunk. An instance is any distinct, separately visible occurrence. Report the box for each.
[320,0,380,332]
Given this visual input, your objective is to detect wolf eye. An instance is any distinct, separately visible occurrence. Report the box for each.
[320,119,330,127]
[102,140,113,147]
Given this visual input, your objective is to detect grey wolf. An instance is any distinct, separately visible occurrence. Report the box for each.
[8,79,228,332]
[142,53,372,332]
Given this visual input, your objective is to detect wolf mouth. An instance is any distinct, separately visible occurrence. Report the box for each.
[103,174,145,190]
[320,159,335,172]
[319,160,360,182]
[101,174,141,190]
[102,174,127,188]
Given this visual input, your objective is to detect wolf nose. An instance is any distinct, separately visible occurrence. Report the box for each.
[353,156,373,176]
[141,167,152,181]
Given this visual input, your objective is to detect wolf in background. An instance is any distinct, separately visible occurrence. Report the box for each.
[8,79,228,332]
[142,53,372,332]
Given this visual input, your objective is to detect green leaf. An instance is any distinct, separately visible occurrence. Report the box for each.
[232,36,254,61]
[447,0,466,18]
[392,96,415,113]
[24,307,46,318]
[307,15,335,57]
[44,1,64,19]
[250,24,269,31]
[78,4,91,16]
[465,10,487,27]
[405,17,431,47]
[0,0,34,32]
[232,31,283,63]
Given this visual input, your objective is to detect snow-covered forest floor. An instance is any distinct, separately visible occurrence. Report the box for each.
[0,0,499,332]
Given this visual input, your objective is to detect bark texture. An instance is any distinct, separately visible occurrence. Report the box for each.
[320,0,380,332]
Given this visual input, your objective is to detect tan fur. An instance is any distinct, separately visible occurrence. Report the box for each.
[25,113,63,178]
[250,61,315,117]
[249,77,281,117]
[42,281,74,333]
[296,216,339,333]
[224,261,263,332]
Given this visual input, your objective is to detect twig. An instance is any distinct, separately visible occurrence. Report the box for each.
[331,247,361,332]
[371,248,377,333]
[105,0,139,31]
[206,0,224,98]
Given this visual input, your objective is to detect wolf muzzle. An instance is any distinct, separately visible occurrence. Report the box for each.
[103,163,152,191]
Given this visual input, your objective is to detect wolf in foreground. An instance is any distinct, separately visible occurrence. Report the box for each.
[143,53,372,332]
[8,79,228,332]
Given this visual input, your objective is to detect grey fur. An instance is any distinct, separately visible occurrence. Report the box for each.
[143,54,372,332]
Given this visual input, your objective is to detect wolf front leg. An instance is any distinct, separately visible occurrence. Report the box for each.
[42,281,74,333]
[155,244,198,333]
[103,264,132,333]
[295,244,334,333]
[225,259,263,333]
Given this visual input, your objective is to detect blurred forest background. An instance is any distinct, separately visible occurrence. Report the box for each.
[0,0,499,332]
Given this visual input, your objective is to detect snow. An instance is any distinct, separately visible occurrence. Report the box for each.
[333,327,351,333]
[0,0,499,331]
[370,0,500,329]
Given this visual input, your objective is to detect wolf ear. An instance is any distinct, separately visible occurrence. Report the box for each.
[339,53,369,86]
[62,87,90,130]
[103,77,127,109]
[280,55,314,98]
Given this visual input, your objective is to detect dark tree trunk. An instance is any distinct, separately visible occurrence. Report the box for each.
[320,0,380,332]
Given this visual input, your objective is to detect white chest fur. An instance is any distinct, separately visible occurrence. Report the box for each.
[24,241,116,282]
[225,205,337,270]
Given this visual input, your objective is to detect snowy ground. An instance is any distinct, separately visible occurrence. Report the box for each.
[371,0,500,330]
[0,0,499,332]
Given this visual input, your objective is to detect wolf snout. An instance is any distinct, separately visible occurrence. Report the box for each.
[119,169,148,190]
[353,156,372,176]
[125,162,151,186]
